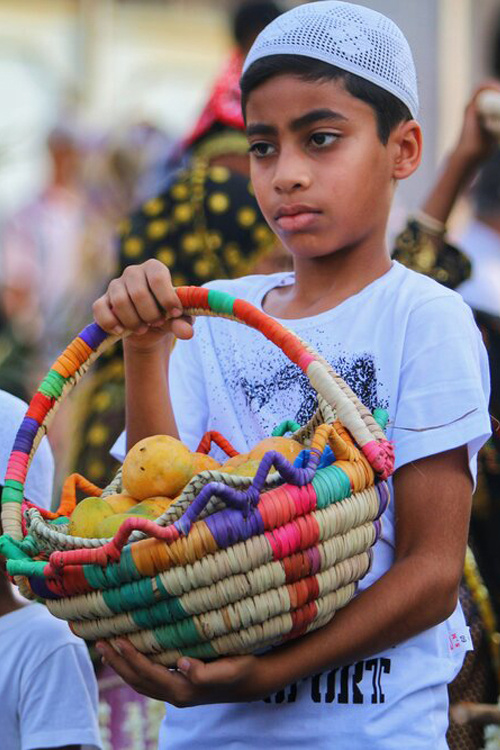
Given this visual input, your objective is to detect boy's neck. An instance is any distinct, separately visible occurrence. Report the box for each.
[263,241,392,319]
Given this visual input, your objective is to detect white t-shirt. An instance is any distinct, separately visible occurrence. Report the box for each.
[456,218,500,317]
[112,261,491,749]
[0,603,102,750]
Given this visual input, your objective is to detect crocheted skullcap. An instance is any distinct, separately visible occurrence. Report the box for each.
[242,1,419,118]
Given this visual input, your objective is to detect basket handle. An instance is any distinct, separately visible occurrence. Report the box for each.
[1,285,393,541]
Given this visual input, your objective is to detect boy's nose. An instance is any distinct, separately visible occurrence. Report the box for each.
[272,153,311,193]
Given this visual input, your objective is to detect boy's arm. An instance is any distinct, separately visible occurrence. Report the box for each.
[92,260,195,450]
[97,443,472,705]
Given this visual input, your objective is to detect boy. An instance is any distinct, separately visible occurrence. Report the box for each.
[0,390,102,750]
[94,3,491,748]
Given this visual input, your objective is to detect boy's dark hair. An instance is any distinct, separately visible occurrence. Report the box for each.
[240,55,412,145]
[232,2,283,53]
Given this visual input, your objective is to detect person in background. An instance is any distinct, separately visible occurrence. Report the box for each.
[393,82,500,750]
[0,389,102,750]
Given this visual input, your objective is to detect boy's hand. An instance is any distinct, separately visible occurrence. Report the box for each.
[455,80,500,166]
[93,259,194,350]
[96,639,274,707]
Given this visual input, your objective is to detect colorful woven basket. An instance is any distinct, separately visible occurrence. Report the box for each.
[0,286,394,665]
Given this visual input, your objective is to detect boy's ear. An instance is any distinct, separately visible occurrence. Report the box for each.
[390,120,423,180]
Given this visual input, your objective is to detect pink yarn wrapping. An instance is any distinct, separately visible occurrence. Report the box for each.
[6,450,29,482]
[361,439,395,480]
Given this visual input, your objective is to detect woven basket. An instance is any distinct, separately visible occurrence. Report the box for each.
[0,286,394,665]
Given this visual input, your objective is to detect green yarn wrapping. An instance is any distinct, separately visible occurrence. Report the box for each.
[373,408,390,431]
[103,577,156,614]
[84,547,141,590]
[7,559,46,576]
[1,482,24,504]
[312,465,351,508]
[153,614,202,650]
[207,289,235,317]
[132,597,187,630]
[180,641,218,659]
[272,420,301,437]
[38,370,67,399]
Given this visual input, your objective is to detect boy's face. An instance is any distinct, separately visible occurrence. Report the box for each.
[245,74,402,261]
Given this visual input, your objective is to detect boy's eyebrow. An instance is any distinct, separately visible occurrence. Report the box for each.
[290,108,348,131]
[246,109,348,137]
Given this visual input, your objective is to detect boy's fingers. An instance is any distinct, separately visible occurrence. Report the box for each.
[92,295,124,335]
[122,267,165,325]
[170,316,194,340]
[144,259,183,315]
[107,278,146,332]
[96,641,141,686]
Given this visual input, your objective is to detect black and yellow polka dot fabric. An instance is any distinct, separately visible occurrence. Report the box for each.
[70,160,275,486]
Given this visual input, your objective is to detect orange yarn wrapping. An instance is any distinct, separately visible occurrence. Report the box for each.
[42,474,103,520]
[196,431,239,457]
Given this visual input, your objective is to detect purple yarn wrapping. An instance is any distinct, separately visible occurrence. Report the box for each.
[79,322,108,350]
[306,545,322,576]
[13,417,40,453]
[174,482,259,536]
[254,451,320,490]
[174,449,324,537]
[375,482,390,519]
[205,505,265,548]
[29,576,60,600]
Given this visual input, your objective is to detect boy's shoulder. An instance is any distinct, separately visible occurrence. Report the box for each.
[2,603,83,653]
[385,262,473,317]
[202,272,292,303]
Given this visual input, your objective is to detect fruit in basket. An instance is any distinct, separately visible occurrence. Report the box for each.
[122,435,194,499]
[221,453,249,472]
[248,436,303,462]
[102,493,137,513]
[191,452,221,474]
[95,509,153,537]
[131,496,176,517]
[69,497,115,538]
[230,459,261,478]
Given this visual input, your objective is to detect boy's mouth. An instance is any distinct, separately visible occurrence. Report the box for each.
[274,204,322,232]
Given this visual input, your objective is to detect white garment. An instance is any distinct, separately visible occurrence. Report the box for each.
[456,219,500,317]
[112,261,491,749]
[0,390,54,509]
[0,603,102,750]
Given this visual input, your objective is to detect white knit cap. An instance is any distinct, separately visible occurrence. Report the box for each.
[0,391,54,509]
[242,1,419,118]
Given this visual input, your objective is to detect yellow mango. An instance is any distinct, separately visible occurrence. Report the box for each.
[69,497,115,538]
[249,436,303,463]
[122,435,194,500]
[102,493,137,513]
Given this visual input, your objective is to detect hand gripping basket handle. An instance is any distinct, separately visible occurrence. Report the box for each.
[1,285,393,541]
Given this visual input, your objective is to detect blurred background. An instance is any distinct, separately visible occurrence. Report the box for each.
[0,0,498,218]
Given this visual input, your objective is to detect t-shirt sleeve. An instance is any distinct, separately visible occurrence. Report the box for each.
[19,642,102,750]
[169,330,210,451]
[392,294,491,472]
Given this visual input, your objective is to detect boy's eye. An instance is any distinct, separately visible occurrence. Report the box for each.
[249,142,276,158]
[310,133,337,148]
